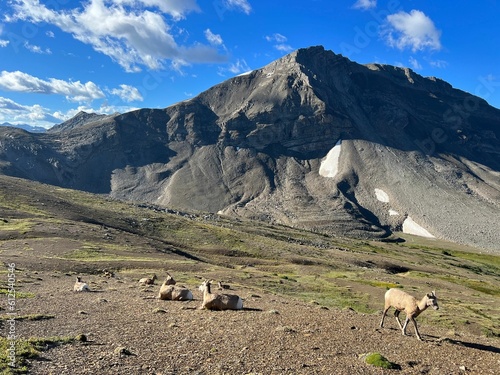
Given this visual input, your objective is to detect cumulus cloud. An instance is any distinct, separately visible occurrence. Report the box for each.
[353,0,376,10]
[383,10,442,52]
[0,71,105,102]
[7,0,226,72]
[0,96,60,126]
[112,0,200,20]
[0,94,139,128]
[109,84,143,102]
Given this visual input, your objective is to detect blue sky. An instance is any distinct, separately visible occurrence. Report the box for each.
[0,0,499,129]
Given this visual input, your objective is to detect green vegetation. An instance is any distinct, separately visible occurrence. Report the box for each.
[0,175,499,341]
[0,290,35,299]
[363,352,400,369]
[0,314,54,322]
[0,219,33,234]
[0,336,79,374]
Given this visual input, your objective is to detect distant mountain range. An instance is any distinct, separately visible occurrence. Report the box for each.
[0,122,47,133]
[0,46,499,252]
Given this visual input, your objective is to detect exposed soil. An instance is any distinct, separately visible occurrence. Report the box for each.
[0,176,499,374]
[5,262,500,375]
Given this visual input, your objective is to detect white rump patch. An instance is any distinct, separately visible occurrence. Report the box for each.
[319,139,342,178]
[389,209,399,216]
[403,216,435,238]
[374,188,390,203]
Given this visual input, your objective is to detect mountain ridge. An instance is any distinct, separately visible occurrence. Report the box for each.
[0,46,498,251]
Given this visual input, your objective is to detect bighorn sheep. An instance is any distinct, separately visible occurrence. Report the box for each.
[380,288,439,340]
[199,279,243,310]
[157,280,193,301]
[217,281,230,290]
[163,272,176,286]
[102,269,114,278]
[73,276,90,292]
[139,274,157,285]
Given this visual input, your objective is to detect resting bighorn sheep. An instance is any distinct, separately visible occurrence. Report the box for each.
[217,281,230,290]
[199,279,243,310]
[380,288,439,341]
[139,274,157,285]
[73,276,90,292]
[157,280,193,301]
[163,272,176,286]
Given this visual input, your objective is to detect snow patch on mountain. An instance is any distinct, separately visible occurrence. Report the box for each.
[403,216,435,238]
[319,139,342,178]
[374,188,389,203]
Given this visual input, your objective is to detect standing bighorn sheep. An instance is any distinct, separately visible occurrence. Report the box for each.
[199,279,243,310]
[73,276,90,292]
[380,288,439,341]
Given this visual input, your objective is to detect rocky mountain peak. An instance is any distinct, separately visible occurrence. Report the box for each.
[0,46,499,252]
[48,111,118,133]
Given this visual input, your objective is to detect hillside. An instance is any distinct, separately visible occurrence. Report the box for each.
[0,46,499,252]
[0,175,499,374]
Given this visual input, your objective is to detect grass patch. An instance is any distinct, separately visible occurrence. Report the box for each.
[355,280,403,289]
[0,335,78,374]
[0,289,35,299]
[0,314,54,322]
[0,219,33,233]
[438,276,500,296]
[362,352,400,369]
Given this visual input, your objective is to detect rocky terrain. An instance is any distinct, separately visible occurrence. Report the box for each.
[0,46,499,250]
[0,175,499,374]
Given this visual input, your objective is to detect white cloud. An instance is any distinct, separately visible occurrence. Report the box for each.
[383,10,442,52]
[0,71,105,102]
[0,40,9,47]
[24,41,51,54]
[265,33,293,53]
[430,59,448,68]
[224,0,252,15]
[7,0,226,72]
[265,33,287,43]
[353,0,376,10]
[409,56,422,70]
[54,103,138,122]
[0,95,139,128]
[0,96,60,127]
[275,44,294,53]
[218,58,250,76]
[204,29,224,46]
[109,84,143,102]
[46,30,55,38]
[112,0,200,20]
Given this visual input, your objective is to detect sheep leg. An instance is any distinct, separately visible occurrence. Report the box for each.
[394,310,404,331]
[380,307,390,328]
[410,317,423,341]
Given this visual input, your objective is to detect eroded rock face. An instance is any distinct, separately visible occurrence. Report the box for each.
[1,46,499,250]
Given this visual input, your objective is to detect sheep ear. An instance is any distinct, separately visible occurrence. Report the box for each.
[432,290,436,297]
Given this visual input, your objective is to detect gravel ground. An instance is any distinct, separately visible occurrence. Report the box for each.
[8,270,500,375]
